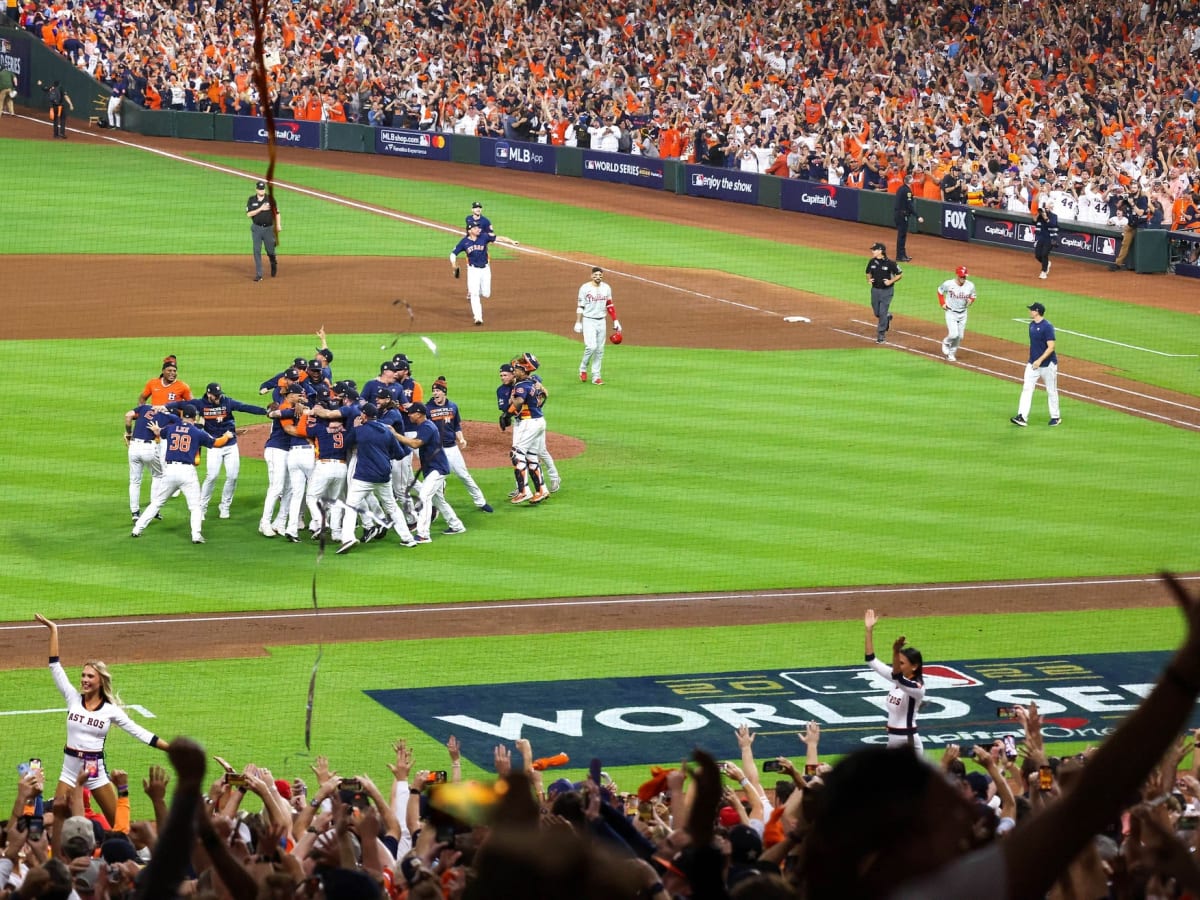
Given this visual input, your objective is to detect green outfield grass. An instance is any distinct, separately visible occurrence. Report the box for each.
[0,605,1186,820]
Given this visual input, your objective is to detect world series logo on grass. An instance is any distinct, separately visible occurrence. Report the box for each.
[367,652,1183,769]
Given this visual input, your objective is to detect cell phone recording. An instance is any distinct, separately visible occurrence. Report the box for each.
[762,760,785,773]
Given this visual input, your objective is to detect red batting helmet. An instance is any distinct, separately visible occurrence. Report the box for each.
[609,331,623,345]
[955,265,969,277]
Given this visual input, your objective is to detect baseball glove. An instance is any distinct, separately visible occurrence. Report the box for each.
[499,411,512,431]
[453,268,460,279]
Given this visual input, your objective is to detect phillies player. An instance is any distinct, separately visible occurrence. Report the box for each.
[139,356,193,406]
[165,383,268,519]
[131,406,233,543]
[451,224,517,325]
[427,377,492,512]
[574,267,621,384]
[863,608,926,752]
[937,266,977,362]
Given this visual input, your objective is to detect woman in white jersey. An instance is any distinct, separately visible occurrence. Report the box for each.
[863,609,926,751]
[35,614,170,832]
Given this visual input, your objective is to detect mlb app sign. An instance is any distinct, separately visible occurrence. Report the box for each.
[366,653,1181,769]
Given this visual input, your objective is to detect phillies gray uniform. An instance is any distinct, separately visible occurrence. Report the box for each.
[575,267,621,384]
[937,268,976,361]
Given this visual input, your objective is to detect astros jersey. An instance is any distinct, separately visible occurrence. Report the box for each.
[465,212,493,233]
[427,399,462,448]
[510,377,544,420]
[160,421,217,465]
[577,280,614,319]
[866,655,925,734]
[128,405,177,441]
[292,417,348,462]
[50,659,159,752]
[168,397,266,444]
[413,419,450,476]
[937,278,976,313]
[451,232,497,268]
[141,376,192,406]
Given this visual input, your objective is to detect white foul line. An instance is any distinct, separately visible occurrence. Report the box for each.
[1010,318,1197,357]
[0,574,1191,634]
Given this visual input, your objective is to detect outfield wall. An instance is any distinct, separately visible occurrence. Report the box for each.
[2,24,1177,276]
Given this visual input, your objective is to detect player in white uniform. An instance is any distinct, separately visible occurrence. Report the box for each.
[574,267,622,385]
[34,614,170,841]
[863,609,925,752]
[936,266,977,362]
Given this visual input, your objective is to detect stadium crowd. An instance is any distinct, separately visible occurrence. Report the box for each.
[9,0,1200,229]
[3,574,1200,899]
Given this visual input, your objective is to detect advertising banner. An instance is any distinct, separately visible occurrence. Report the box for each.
[779,179,859,221]
[482,138,556,174]
[0,35,30,97]
[940,203,971,241]
[581,150,664,190]
[375,128,451,159]
[685,166,759,205]
[367,651,1176,769]
[232,117,320,149]
[974,214,1122,263]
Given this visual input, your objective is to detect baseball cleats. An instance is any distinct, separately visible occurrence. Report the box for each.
[1049,417,1062,426]
[511,489,533,504]
[947,354,957,362]
[479,504,494,513]
[258,523,277,537]
[549,478,561,493]
[269,256,277,277]
[473,319,483,326]
[254,274,263,282]
[579,371,587,382]
[131,510,139,521]
[875,337,885,344]
[1010,414,1028,427]
[219,509,231,519]
[130,530,141,538]
[336,538,358,555]
[592,377,604,385]
[284,533,301,543]
[400,537,418,548]
[530,487,550,504]
[443,525,467,535]
[414,535,433,544]
[1038,271,1047,279]
[192,536,206,544]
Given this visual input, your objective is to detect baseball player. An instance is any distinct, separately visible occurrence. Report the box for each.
[259,372,306,537]
[281,385,319,542]
[451,224,517,325]
[131,406,233,544]
[337,403,418,554]
[164,383,268,520]
[496,363,521,498]
[574,267,622,384]
[936,266,976,362]
[280,392,349,541]
[863,609,926,752]
[427,377,492,512]
[1011,302,1061,427]
[465,200,493,235]
[246,179,281,282]
[123,403,176,521]
[139,356,192,406]
[506,354,550,504]
[396,402,466,541]
[529,370,561,492]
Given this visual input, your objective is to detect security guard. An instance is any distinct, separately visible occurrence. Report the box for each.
[865,242,903,344]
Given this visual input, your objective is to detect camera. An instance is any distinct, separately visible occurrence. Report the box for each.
[762,760,785,773]
[425,771,448,786]
[804,764,818,776]
[225,773,247,788]
[339,778,362,792]
[996,706,1015,719]
[1003,735,1018,760]
[1038,765,1053,792]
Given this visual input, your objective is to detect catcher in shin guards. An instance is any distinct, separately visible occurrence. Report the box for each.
[507,355,550,504]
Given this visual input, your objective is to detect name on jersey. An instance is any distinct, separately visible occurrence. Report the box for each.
[366,651,1182,769]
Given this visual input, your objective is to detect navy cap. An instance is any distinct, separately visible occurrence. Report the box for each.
[407,402,428,417]
[360,403,378,418]
[1027,302,1046,314]
[471,201,482,209]
[206,382,222,395]
[179,404,198,419]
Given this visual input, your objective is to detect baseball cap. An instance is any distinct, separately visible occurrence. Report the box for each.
[380,362,399,373]
[61,816,96,857]
[499,363,514,373]
[179,404,198,419]
[471,201,482,209]
[255,180,266,189]
[206,382,222,395]
[870,242,887,252]
[1027,302,1046,314]
[360,403,378,418]
[407,402,428,417]
[293,356,308,367]
[956,265,969,277]
[308,358,324,370]
[285,367,302,380]
[101,835,140,865]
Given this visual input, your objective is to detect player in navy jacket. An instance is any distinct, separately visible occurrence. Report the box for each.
[428,378,490,511]
[124,403,178,521]
[397,403,465,542]
[336,404,417,554]
[165,382,267,519]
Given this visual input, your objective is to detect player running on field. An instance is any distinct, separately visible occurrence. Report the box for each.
[937,266,976,362]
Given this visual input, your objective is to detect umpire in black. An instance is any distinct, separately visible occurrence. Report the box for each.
[866,242,903,344]
[37,79,74,138]
[246,180,280,282]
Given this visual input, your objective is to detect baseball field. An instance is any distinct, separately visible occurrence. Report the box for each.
[1,115,1198,815]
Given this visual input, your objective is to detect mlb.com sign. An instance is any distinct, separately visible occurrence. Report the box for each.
[366,652,1181,769]
[375,127,451,160]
